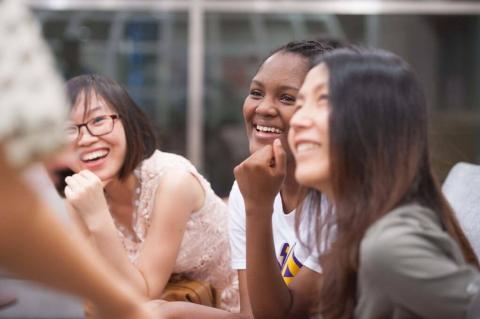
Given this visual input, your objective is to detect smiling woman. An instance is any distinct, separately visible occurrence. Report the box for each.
[288,63,331,193]
[289,48,480,319]
[67,92,128,182]
[242,50,309,157]
[63,74,241,317]
[229,39,344,319]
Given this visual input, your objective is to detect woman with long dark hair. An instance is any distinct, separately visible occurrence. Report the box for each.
[288,48,480,319]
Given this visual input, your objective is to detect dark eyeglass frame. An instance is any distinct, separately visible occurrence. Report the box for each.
[65,114,120,141]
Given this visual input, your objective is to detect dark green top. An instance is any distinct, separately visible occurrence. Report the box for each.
[355,203,480,319]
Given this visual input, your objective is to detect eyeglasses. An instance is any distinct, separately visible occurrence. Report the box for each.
[64,114,120,142]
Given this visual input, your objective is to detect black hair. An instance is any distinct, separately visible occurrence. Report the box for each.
[303,48,478,318]
[261,38,345,68]
[66,74,157,180]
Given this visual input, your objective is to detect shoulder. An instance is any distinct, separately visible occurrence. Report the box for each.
[157,168,202,192]
[142,150,192,170]
[142,151,201,187]
[361,203,452,278]
[154,167,204,209]
[228,181,245,220]
[359,204,480,318]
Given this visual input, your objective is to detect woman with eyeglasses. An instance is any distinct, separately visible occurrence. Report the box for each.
[288,48,480,319]
[62,74,239,315]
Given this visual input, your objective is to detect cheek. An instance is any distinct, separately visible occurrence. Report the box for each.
[282,109,297,127]
[118,130,128,154]
[242,98,255,121]
[287,130,295,153]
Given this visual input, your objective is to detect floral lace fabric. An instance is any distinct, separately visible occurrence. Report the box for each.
[115,150,239,312]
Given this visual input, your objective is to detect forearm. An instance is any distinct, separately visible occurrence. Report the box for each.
[86,217,150,297]
[151,301,248,319]
[245,206,293,319]
[0,179,144,317]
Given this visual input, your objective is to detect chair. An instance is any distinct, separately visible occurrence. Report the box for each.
[442,162,480,259]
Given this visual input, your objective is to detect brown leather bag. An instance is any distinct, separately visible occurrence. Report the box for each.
[84,278,217,318]
[161,277,218,307]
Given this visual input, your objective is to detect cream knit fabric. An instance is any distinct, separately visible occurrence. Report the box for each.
[0,0,67,167]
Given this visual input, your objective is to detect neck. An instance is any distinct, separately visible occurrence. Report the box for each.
[280,161,306,213]
[104,174,138,207]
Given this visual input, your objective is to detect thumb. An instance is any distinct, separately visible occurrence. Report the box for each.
[272,139,286,174]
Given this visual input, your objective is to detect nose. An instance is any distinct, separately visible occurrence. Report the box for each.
[255,96,277,117]
[76,126,98,146]
[290,107,312,131]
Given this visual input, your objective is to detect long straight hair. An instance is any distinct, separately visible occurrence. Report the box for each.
[305,49,479,319]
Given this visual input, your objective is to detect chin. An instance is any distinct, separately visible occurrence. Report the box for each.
[90,169,113,182]
[295,166,320,188]
[249,141,262,154]
[294,169,315,188]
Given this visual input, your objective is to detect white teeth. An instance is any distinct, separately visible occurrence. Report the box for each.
[297,143,320,153]
[82,150,108,161]
[256,125,283,134]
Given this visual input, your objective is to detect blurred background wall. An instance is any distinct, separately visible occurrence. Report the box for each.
[29,0,480,197]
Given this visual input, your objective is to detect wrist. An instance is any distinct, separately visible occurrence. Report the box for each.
[244,203,274,218]
[84,212,112,233]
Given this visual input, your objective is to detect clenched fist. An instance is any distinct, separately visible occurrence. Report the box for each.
[234,139,286,215]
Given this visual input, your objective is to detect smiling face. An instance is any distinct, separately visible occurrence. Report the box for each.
[68,91,127,183]
[289,63,331,194]
[243,52,309,156]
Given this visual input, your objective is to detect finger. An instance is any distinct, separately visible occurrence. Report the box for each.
[250,145,274,167]
[64,175,83,192]
[233,163,246,180]
[72,172,91,188]
[78,170,103,187]
[79,170,99,181]
[80,170,109,188]
[272,139,286,173]
[64,185,74,200]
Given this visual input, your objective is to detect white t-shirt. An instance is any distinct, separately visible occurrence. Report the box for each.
[228,181,322,285]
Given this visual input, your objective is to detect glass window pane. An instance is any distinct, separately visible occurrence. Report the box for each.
[35,9,189,157]
[204,13,480,196]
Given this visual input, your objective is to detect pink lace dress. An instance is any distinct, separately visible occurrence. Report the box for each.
[114,150,239,312]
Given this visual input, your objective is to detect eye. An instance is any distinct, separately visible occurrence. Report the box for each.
[249,89,264,99]
[318,94,329,102]
[280,94,296,105]
[63,125,78,135]
[90,115,108,126]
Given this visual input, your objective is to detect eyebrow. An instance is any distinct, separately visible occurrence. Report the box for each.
[297,82,327,101]
[88,106,103,113]
[83,105,105,118]
[313,83,327,93]
[251,80,300,92]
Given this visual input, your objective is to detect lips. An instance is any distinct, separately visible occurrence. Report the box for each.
[78,149,110,172]
[291,140,322,159]
[255,124,284,134]
[80,149,109,162]
[296,142,320,153]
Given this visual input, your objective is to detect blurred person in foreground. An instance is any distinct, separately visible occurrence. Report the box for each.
[0,0,157,317]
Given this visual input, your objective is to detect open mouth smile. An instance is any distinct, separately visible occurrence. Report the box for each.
[254,124,284,134]
[80,149,109,163]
